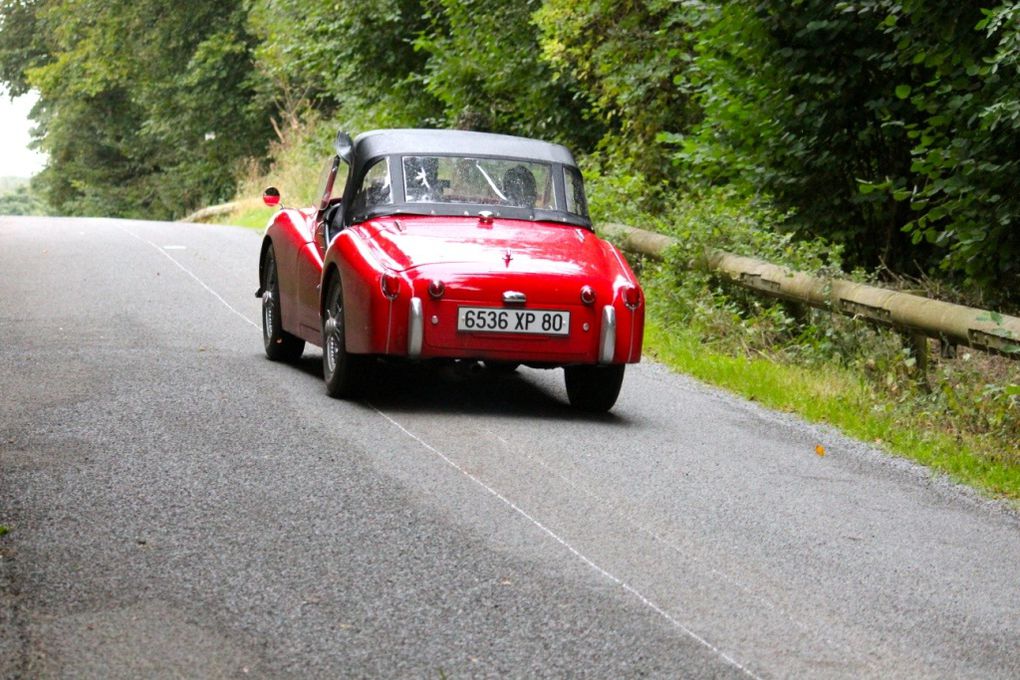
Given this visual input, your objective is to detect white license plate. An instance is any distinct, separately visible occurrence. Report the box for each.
[457,307,570,336]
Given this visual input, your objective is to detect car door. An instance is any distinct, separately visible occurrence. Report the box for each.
[294,156,343,338]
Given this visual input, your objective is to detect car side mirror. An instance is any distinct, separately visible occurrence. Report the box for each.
[334,131,353,164]
[262,186,281,207]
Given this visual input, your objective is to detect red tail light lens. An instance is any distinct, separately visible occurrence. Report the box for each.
[623,285,641,309]
[580,285,596,305]
[428,279,446,299]
[380,273,400,300]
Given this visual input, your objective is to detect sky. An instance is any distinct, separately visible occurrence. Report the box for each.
[0,89,47,178]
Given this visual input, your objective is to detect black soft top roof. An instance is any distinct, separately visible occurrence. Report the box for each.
[337,128,591,230]
[353,129,578,167]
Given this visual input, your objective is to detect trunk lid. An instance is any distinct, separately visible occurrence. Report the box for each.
[355,215,610,277]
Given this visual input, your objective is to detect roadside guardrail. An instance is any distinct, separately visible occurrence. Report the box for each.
[179,201,241,224]
[598,222,1020,365]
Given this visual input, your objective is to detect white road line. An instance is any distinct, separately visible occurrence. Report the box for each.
[490,426,862,669]
[118,225,259,329]
[372,406,763,680]
[115,222,760,675]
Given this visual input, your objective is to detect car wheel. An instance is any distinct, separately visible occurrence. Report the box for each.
[322,275,366,398]
[261,245,305,362]
[564,364,625,412]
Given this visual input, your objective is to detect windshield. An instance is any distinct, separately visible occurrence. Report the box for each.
[402,156,556,211]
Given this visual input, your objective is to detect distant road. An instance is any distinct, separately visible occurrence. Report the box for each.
[2,216,1019,678]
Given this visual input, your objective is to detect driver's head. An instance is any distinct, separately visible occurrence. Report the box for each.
[503,165,537,209]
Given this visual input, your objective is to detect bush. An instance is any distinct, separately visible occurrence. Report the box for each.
[0,184,47,216]
[588,166,1018,462]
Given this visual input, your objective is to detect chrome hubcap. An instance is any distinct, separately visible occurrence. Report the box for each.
[325,311,341,373]
[262,291,273,338]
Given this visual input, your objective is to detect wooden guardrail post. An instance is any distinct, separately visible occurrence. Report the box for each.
[904,332,930,388]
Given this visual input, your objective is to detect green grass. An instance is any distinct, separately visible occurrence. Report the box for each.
[643,317,1020,502]
[211,203,276,230]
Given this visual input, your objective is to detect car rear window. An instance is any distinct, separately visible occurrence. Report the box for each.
[402,156,556,211]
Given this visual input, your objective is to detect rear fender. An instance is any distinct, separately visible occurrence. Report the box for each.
[602,241,645,363]
[323,230,406,355]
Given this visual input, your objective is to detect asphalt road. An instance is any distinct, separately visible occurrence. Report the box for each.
[1,216,1019,679]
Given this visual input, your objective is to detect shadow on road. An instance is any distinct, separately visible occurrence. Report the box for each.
[274,352,629,424]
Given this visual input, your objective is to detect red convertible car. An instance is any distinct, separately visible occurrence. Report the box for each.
[256,129,644,411]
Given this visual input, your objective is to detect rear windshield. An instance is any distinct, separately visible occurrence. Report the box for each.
[402,156,556,211]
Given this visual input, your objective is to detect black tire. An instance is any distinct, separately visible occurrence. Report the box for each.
[564,364,625,412]
[261,245,305,362]
[321,275,367,398]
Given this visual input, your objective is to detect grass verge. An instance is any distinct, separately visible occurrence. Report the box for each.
[643,317,1020,503]
[210,201,275,230]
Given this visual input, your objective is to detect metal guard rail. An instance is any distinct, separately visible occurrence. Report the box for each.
[179,201,241,224]
[599,222,1020,358]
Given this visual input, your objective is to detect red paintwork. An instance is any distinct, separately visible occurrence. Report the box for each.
[262,212,644,365]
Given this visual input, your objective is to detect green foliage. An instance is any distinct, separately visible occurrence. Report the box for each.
[415,0,597,147]
[237,113,334,209]
[248,0,440,129]
[638,186,840,353]
[0,189,47,215]
[0,0,45,96]
[925,354,1020,450]
[678,1,920,268]
[678,0,1020,302]
[874,1,1020,296]
[535,0,698,185]
[2,0,272,219]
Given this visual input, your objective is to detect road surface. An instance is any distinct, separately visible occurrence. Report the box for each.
[1,216,1018,678]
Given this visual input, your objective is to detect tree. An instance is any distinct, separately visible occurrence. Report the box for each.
[870,1,1020,295]
[1,0,272,218]
[415,0,598,148]
[536,0,699,182]
[248,0,441,132]
[680,0,1020,299]
[0,0,47,96]
[679,1,918,268]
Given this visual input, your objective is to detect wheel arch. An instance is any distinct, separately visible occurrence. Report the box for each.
[258,235,274,290]
[319,261,341,322]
